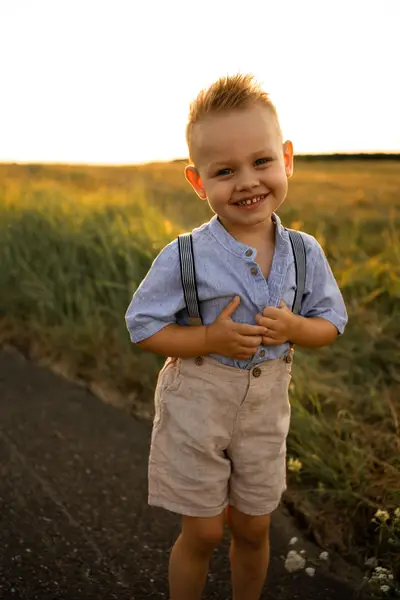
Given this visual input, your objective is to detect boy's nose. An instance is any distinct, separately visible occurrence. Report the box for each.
[235,168,259,192]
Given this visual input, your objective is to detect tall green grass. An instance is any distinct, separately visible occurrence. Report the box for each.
[0,161,399,576]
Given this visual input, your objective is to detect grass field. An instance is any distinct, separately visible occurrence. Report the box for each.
[0,159,399,585]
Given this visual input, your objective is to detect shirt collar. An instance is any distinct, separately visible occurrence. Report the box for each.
[208,213,290,259]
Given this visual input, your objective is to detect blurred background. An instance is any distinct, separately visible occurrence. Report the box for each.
[0,0,399,590]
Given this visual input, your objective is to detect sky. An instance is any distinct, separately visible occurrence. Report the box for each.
[1,0,399,165]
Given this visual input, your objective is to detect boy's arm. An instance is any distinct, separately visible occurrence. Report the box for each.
[138,323,209,357]
[139,296,267,360]
[256,237,347,349]
[126,242,266,360]
[256,301,338,348]
[288,313,338,348]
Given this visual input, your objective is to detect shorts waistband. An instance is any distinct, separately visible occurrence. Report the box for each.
[175,352,293,380]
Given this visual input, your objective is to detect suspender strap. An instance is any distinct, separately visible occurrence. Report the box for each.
[287,229,306,315]
[177,233,203,325]
[178,229,306,323]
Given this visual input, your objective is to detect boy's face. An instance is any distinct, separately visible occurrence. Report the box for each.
[185,103,293,234]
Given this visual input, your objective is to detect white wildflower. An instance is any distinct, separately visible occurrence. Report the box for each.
[284,550,306,573]
[394,507,400,519]
[319,551,329,560]
[380,585,390,593]
[289,537,298,546]
[305,567,316,577]
[300,549,306,556]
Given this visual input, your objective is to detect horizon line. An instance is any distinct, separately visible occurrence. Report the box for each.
[1,151,400,169]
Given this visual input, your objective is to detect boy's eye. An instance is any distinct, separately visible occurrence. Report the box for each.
[254,157,272,166]
[216,168,232,176]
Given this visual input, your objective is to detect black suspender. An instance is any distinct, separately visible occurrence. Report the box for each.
[178,229,306,324]
[286,229,306,316]
[177,233,203,326]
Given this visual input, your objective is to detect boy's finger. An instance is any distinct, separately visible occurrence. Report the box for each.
[258,316,278,330]
[263,306,280,319]
[238,335,263,348]
[255,313,266,325]
[218,296,241,319]
[262,336,281,346]
[235,323,267,336]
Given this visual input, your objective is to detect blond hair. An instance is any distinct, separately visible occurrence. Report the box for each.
[186,73,281,162]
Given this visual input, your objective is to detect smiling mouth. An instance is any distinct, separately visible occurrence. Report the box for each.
[235,194,268,207]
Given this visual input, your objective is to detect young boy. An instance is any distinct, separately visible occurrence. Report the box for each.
[125,74,347,600]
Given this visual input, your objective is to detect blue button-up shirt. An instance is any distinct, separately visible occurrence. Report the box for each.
[125,213,347,370]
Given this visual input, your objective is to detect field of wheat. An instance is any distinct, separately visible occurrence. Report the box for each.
[0,159,399,581]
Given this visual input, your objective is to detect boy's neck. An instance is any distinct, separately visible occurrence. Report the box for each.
[218,214,276,248]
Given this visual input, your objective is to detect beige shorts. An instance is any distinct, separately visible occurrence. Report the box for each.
[148,353,293,517]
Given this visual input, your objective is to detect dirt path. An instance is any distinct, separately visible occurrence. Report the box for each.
[0,346,369,599]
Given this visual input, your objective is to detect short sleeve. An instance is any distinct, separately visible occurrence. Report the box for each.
[125,240,186,343]
[300,236,348,334]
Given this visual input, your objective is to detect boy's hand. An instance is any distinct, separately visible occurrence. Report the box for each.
[206,296,267,359]
[255,301,296,346]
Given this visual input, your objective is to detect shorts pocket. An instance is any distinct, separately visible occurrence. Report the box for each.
[153,359,182,430]
[162,358,183,393]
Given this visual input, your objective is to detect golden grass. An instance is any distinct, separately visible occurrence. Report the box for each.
[0,159,399,576]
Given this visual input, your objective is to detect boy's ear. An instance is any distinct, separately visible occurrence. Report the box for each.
[283,140,294,178]
[185,166,207,199]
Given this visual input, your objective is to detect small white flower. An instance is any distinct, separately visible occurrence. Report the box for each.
[305,567,316,577]
[300,549,306,556]
[289,537,298,546]
[380,585,390,593]
[284,550,306,573]
[394,507,400,519]
[388,574,394,581]
[319,551,329,560]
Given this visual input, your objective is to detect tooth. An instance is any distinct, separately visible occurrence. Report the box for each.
[246,199,252,205]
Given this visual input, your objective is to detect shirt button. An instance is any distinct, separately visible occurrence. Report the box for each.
[250,267,258,276]
[194,356,204,366]
[253,367,262,378]
[259,350,265,358]
[245,249,253,257]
